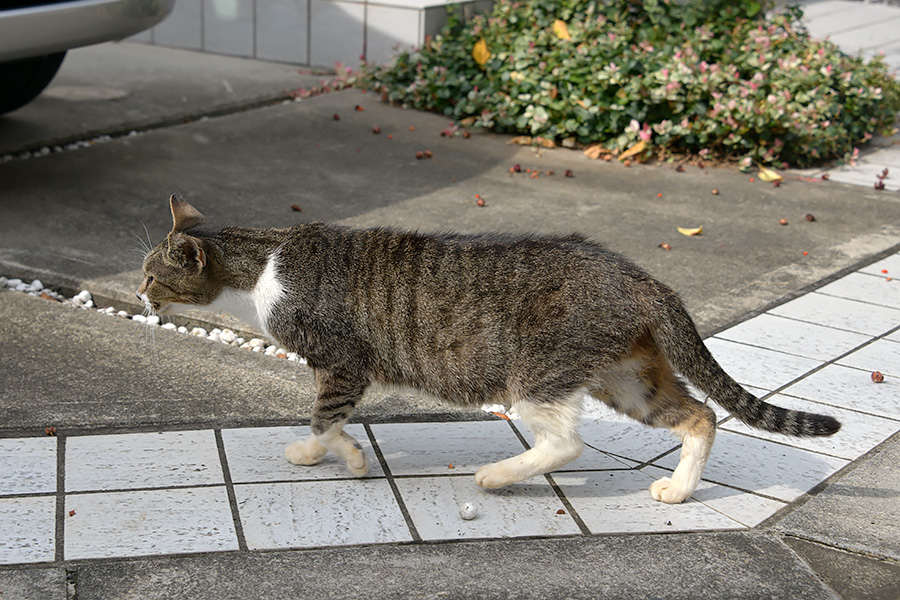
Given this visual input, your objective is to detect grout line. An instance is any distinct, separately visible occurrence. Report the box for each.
[505,418,594,536]
[749,309,896,337]
[364,423,422,542]
[54,435,66,563]
[215,429,248,552]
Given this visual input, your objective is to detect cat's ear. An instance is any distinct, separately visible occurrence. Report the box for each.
[169,194,206,232]
[167,232,207,271]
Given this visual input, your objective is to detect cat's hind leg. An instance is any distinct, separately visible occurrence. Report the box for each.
[475,395,583,489]
[285,370,369,477]
[592,345,716,504]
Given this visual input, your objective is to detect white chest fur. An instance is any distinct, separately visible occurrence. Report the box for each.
[199,253,286,338]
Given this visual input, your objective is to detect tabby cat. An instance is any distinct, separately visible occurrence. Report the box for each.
[138,195,840,503]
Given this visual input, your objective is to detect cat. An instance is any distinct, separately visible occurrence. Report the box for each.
[138,194,840,503]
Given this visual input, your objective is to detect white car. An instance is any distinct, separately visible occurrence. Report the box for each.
[0,0,175,114]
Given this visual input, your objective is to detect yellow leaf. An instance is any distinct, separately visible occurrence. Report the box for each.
[756,164,783,182]
[472,39,490,66]
[536,137,556,149]
[677,226,703,236]
[619,139,646,161]
[509,135,533,146]
[583,144,609,160]
[553,19,571,40]
[458,116,477,126]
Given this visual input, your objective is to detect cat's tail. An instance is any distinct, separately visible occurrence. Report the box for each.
[648,292,841,437]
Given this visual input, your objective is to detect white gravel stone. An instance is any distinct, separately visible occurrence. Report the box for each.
[190,327,207,337]
[132,314,148,323]
[0,276,7,287]
[177,326,188,334]
[146,315,160,326]
[74,290,92,304]
[162,323,177,330]
[220,329,237,343]
[248,338,266,348]
[27,279,43,292]
[117,311,130,318]
[459,503,478,520]
[7,278,22,288]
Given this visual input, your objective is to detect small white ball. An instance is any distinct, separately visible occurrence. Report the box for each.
[459,502,478,520]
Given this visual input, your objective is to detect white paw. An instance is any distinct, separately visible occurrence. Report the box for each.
[649,476,690,504]
[474,463,516,489]
[346,451,369,477]
[285,438,327,466]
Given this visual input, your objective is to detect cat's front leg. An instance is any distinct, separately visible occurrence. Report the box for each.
[285,369,369,477]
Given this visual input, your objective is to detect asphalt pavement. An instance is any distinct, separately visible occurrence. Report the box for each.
[1,10,900,598]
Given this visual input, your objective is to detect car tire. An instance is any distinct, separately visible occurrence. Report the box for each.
[0,51,67,115]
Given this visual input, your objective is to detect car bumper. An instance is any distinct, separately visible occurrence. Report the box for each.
[0,0,176,62]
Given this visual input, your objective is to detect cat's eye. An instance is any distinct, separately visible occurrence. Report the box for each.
[146,275,154,285]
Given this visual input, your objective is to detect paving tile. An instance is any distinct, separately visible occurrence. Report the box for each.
[367,6,421,65]
[0,437,57,496]
[836,338,900,378]
[256,0,309,64]
[888,329,900,343]
[395,475,579,540]
[309,0,365,68]
[640,465,786,527]
[713,313,872,361]
[803,1,900,37]
[0,496,56,564]
[779,363,900,419]
[720,394,898,460]
[509,416,633,471]
[65,430,223,492]
[654,431,848,503]
[64,487,237,560]
[551,470,742,534]
[768,292,900,336]
[703,338,822,391]
[370,421,527,476]
[222,424,384,483]
[152,0,202,50]
[235,479,410,549]
[576,417,681,464]
[817,272,900,309]
[202,0,254,57]
[858,253,900,278]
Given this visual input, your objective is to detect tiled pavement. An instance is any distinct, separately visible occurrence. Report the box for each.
[2,252,898,567]
[800,0,900,190]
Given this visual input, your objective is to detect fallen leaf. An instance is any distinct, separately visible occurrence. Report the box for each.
[459,116,477,126]
[553,19,572,40]
[448,462,455,469]
[535,137,556,148]
[510,135,533,146]
[583,144,609,160]
[756,164,783,182]
[490,411,511,421]
[291,204,302,212]
[619,140,646,161]
[472,39,490,66]
[677,226,703,236]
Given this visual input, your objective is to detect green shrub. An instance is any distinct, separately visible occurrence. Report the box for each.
[357,0,900,167]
